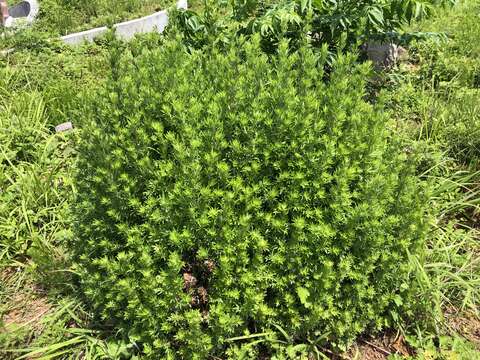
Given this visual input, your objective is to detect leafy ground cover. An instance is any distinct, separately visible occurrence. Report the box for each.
[0,0,479,359]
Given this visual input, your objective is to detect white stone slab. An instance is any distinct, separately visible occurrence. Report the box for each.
[114,10,169,41]
[61,26,108,45]
[55,121,73,133]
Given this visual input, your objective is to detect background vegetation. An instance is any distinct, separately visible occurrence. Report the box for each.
[3,0,175,40]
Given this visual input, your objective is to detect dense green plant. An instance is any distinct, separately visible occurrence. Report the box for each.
[1,0,478,358]
[72,36,427,358]
[171,0,455,53]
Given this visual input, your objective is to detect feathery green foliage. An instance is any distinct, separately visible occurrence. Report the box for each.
[72,36,427,358]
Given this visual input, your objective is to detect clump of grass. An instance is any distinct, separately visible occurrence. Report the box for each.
[0,90,72,266]
[393,0,480,166]
[0,41,104,266]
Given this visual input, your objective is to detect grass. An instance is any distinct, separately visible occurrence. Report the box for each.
[0,0,479,359]
[377,0,480,356]
[0,34,111,359]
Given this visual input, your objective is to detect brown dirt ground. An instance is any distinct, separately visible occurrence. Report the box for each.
[1,295,51,331]
[341,331,413,360]
[339,309,480,360]
[0,267,51,333]
[445,309,480,349]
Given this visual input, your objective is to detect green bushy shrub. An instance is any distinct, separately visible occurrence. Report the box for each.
[73,37,426,358]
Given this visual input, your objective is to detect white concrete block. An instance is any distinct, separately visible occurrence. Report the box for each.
[55,121,73,133]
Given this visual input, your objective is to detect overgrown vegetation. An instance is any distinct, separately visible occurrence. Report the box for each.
[0,0,479,359]
[35,0,174,35]
[173,0,455,53]
[379,0,480,356]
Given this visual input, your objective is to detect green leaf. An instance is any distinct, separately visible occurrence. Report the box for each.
[297,287,311,308]
[367,6,384,26]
